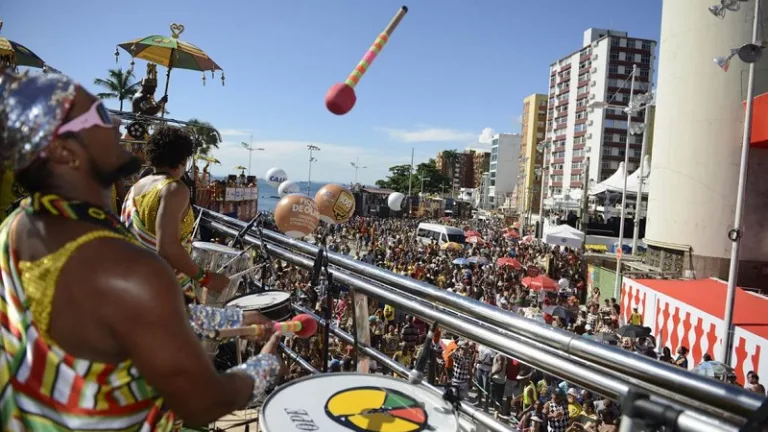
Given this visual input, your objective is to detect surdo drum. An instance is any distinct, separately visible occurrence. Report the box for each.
[226,291,293,323]
[191,242,252,306]
[259,373,459,432]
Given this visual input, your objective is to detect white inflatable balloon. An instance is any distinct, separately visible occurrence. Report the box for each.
[277,180,301,197]
[265,167,288,188]
[387,192,405,211]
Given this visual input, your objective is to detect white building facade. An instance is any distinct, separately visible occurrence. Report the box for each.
[488,133,521,209]
[544,28,656,200]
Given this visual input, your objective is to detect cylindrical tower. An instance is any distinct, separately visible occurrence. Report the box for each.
[646,0,768,286]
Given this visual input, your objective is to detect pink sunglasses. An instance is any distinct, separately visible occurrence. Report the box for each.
[57,100,115,136]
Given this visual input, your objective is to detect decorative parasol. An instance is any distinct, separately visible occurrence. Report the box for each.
[522,275,558,291]
[496,257,522,270]
[440,242,463,251]
[233,165,247,175]
[0,20,48,69]
[115,23,224,105]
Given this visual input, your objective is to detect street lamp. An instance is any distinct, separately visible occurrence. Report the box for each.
[627,92,654,254]
[535,139,552,237]
[419,176,430,195]
[307,144,321,194]
[350,158,367,185]
[589,64,651,299]
[709,0,763,365]
[241,134,264,176]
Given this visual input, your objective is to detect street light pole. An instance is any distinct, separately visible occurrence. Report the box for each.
[307,144,320,195]
[350,157,367,185]
[241,134,265,176]
[407,148,414,215]
[615,64,637,299]
[631,98,653,253]
[720,0,760,365]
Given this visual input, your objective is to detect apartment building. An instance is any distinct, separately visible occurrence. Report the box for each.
[488,133,521,209]
[544,28,657,199]
[516,93,548,215]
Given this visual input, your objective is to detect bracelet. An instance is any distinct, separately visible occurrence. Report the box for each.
[228,353,281,405]
[194,266,206,281]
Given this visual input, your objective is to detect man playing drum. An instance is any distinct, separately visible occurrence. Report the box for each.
[0,70,281,430]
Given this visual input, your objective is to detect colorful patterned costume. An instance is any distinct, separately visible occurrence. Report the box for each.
[0,208,178,431]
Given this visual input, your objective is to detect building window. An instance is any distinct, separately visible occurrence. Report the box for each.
[574,136,586,144]
[642,41,652,51]
[611,37,620,47]
[610,51,619,61]
[609,65,619,74]
[571,174,582,182]
[574,123,587,132]
[639,68,650,79]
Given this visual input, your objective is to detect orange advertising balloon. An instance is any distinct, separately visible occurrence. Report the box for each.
[314,183,356,224]
[274,194,320,238]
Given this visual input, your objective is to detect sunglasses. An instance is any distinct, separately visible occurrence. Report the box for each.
[57,100,115,136]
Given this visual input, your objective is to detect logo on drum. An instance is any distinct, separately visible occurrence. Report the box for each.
[324,386,428,432]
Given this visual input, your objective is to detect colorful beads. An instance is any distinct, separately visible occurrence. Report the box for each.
[227,353,281,404]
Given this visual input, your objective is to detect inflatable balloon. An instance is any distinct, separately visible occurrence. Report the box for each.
[314,183,356,224]
[265,167,288,188]
[387,192,405,211]
[277,180,301,197]
[558,278,569,290]
[274,194,320,239]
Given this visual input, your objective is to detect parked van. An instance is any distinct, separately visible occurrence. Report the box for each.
[415,223,465,245]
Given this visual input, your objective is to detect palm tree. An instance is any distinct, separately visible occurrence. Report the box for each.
[93,68,140,111]
[186,119,222,156]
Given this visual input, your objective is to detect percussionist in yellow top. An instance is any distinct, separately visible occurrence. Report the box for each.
[122,126,230,302]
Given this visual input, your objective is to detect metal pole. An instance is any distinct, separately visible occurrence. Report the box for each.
[631,102,652,254]
[407,147,414,215]
[247,134,253,176]
[614,64,637,299]
[538,167,547,238]
[307,151,313,195]
[721,0,760,365]
[581,156,591,250]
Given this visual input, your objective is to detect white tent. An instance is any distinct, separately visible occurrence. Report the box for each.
[545,224,585,249]
[625,155,651,194]
[589,156,652,196]
[589,162,626,195]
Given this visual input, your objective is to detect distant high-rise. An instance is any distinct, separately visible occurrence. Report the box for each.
[489,133,521,209]
[544,28,657,200]
[516,93,548,216]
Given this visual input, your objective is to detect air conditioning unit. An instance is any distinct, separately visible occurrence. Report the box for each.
[590,80,597,87]
[589,107,595,113]
[590,67,598,73]
[588,120,594,126]
[587,133,593,139]
[589,93,596,100]
[592,54,599,60]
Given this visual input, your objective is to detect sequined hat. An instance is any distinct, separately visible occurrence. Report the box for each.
[0,69,77,172]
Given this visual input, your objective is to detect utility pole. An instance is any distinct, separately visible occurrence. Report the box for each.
[241,134,264,176]
[407,148,414,215]
[307,144,320,194]
[350,157,367,185]
[631,99,653,253]
[580,156,591,250]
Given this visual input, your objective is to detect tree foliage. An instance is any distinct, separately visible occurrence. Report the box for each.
[185,118,222,156]
[93,68,140,111]
[375,159,450,195]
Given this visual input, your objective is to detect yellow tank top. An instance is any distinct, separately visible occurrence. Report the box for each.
[132,177,194,241]
[2,223,176,431]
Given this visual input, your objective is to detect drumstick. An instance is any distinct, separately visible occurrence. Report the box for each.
[214,314,318,339]
[217,245,255,273]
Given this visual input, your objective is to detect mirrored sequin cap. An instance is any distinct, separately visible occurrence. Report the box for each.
[0,69,77,172]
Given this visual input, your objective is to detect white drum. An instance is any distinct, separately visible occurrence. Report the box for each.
[191,242,252,306]
[260,373,459,432]
[226,291,293,322]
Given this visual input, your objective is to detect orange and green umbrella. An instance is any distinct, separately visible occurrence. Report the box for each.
[0,21,47,69]
[116,23,224,98]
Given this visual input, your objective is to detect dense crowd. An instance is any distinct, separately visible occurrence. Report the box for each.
[241,214,765,432]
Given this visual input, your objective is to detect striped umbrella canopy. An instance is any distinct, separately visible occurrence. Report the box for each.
[0,21,47,69]
[116,23,223,96]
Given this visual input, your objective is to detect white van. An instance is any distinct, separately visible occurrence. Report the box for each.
[415,223,465,245]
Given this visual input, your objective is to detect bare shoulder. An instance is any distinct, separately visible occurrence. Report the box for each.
[160,179,190,199]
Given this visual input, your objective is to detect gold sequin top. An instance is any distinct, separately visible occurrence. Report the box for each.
[19,230,125,343]
[132,177,194,242]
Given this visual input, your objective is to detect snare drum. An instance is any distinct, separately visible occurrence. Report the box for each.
[191,242,252,306]
[260,373,459,432]
[226,291,293,322]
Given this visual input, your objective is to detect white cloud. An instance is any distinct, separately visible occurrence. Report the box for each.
[478,127,496,144]
[514,115,523,124]
[378,127,477,143]
[218,128,252,138]
[206,139,413,186]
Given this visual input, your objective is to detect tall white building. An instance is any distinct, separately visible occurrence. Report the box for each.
[544,28,657,199]
[488,133,521,209]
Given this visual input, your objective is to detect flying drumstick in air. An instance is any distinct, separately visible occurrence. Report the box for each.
[213,314,318,339]
[325,5,409,115]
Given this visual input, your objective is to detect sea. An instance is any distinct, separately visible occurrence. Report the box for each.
[252,179,333,212]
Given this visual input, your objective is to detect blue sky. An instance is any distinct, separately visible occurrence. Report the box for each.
[3,0,661,185]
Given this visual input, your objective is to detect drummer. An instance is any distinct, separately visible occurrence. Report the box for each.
[0,70,282,429]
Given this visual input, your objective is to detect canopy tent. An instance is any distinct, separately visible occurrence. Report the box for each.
[589,156,652,196]
[544,224,584,249]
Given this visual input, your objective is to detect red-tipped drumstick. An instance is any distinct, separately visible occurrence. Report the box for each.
[325,6,408,115]
[214,314,318,339]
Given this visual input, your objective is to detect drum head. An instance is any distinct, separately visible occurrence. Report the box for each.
[192,241,241,256]
[226,291,290,310]
[260,373,458,432]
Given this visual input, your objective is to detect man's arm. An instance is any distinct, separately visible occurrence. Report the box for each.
[101,246,276,425]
